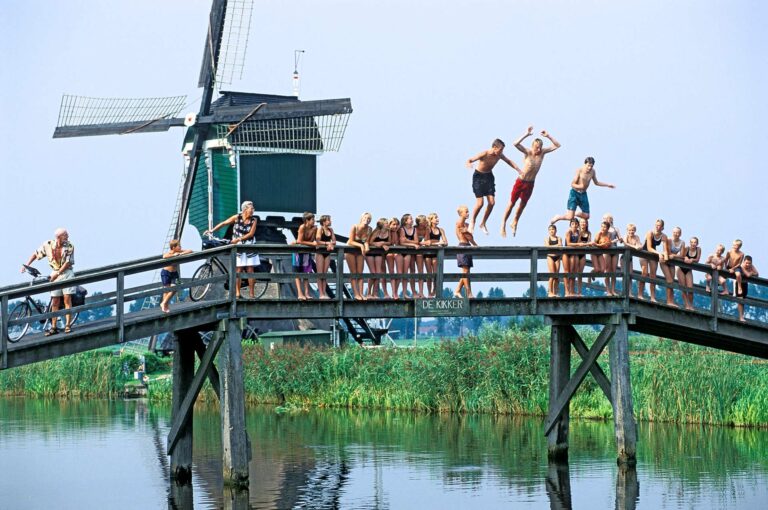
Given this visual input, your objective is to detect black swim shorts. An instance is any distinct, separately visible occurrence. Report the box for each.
[472,171,495,198]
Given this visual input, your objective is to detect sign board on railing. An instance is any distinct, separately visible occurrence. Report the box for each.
[415,298,469,317]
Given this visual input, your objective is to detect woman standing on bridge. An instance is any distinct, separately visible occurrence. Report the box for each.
[204,201,259,299]
[293,212,317,300]
[347,213,372,300]
[545,224,563,297]
[386,217,401,299]
[367,218,392,299]
[678,236,701,310]
[640,219,673,305]
[398,214,421,298]
[315,215,336,300]
[423,213,448,297]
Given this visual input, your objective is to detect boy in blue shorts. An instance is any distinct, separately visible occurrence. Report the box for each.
[550,157,615,225]
[160,239,193,313]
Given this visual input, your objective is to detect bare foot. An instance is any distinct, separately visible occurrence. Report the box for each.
[160,304,170,313]
[740,317,746,323]
[500,227,507,238]
[453,292,462,298]
[510,220,518,237]
[468,222,475,234]
[467,293,474,299]
[480,224,489,235]
[667,302,678,308]
[319,295,331,300]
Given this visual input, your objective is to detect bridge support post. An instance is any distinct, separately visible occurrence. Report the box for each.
[547,325,571,460]
[170,330,195,484]
[219,318,250,487]
[609,315,637,466]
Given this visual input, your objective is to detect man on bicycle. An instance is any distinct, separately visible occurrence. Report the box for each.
[21,228,76,335]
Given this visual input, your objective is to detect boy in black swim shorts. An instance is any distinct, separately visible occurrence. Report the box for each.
[465,139,521,235]
[160,239,193,313]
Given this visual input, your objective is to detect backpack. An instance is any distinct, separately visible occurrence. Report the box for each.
[72,286,88,307]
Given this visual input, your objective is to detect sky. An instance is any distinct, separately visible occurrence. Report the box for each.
[1,0,766,288]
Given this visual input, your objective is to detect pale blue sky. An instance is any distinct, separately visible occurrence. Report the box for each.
[2,0,766,287]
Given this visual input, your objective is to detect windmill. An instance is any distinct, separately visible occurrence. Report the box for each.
[53,0,353,246]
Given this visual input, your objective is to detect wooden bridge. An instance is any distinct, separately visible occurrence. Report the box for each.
[2,244,767,486]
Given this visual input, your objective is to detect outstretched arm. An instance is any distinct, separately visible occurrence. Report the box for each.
[592,171,616,188]
[205,214,237,235]
[540,130,561,154]
[514,126,533,154]
[466,151,487,169]
[500,154,522,174]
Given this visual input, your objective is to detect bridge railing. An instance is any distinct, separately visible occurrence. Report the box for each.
[3,244,767,367]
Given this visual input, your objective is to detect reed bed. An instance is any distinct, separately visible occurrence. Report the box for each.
[4,324,768,427]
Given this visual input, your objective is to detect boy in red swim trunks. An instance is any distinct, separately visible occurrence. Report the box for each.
[465,139,521,235]
[500,126,561,237]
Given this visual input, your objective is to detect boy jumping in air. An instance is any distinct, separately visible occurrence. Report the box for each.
[466,139,521,235]
[550,157,615,225]
[500,126,561,237]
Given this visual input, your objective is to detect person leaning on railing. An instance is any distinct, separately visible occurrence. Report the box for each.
[21,228,76,335]
[204,201,259,299]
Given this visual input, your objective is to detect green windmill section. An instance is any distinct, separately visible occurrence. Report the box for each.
[183,91,350,238]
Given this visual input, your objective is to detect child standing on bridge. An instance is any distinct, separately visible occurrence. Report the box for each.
[160,240,193,313]
[454,205,477,298]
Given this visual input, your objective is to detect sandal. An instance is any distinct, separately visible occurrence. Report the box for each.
[44,328,59,337]
[64,325,72,334]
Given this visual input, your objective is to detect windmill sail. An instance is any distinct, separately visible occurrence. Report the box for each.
[53,94,187,138]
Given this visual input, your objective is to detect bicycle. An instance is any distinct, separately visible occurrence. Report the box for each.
[189,235,271,302]
[8,265,83,342]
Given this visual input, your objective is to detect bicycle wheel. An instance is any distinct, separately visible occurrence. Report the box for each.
[190,263,214,302]
[252,279,269,299]
[8,302,31,343]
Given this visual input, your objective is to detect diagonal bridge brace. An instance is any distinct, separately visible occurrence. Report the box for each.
[544,324,616,436]
[167,330,224,455]
[566,325,613,405]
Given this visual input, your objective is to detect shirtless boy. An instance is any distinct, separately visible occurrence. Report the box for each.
[723,239,745,296]
[735,255,759,322]
[704,244,727,294]
[466,139,521,235]
[160,240,193,313]
[500,126,561,237]
[550,157,615,225]
[454,205,478,298]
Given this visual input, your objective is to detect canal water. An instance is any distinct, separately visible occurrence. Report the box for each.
[1,398,766,509]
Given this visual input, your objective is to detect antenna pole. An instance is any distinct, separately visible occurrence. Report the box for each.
[292,50,305,98]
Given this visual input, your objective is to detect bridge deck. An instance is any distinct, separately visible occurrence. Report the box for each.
[2,245,767,368]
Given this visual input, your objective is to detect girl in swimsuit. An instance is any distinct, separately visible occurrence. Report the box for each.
[412,214,430,298]
[545,224,563,297]
[593,221,613,295]
[367,218,392,299]
[678,236,701,310]
[422,213,448,297]
[293,212,317,300]
[386,218,401,299]
[602,213,623,296]
[622,223,643,297]
[398,214,420,298]
[578,218,591,295]
[204,200,258,299]
[641,219,673,305]
[454,205,477,298]
[666,227,686,307]
[704,244,727,294]
[315,215,336,300]
[347,212,372,300]
[563,218,583,297]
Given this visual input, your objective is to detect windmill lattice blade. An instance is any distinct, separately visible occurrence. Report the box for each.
[56,94,187,128]
[216,112,352,155]
[215,0,254,87]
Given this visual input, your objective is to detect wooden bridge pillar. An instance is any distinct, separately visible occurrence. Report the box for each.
[170,330,195,484]
[609,315,637,466]
[219,318,250,487]
[547,325,571,460]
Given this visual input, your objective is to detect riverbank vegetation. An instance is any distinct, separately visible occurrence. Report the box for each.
[2,324,767,427]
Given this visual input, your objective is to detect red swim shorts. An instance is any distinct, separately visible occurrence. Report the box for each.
[510,178,535,205]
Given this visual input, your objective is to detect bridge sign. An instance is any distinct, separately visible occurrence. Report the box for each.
[415,297,469,317]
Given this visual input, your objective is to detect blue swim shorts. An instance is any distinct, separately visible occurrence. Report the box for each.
[567,188,590,214]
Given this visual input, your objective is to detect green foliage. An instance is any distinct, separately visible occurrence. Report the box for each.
[0,352,139,397]
[142,352,171,374]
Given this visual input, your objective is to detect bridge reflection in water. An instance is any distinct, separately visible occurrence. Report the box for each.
[2,244,767,490]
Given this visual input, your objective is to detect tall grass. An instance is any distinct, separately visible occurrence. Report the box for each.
[4,324,768,427]
[0,351,140,397]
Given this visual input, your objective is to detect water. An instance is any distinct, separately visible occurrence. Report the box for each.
[1,398,767,509]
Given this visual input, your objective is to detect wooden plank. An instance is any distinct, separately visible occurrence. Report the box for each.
[1,295,8,369]
[169,330,196,484]
[116,272,125,343]
[530,248,539,315]
[544,324,615,436]
[567,325,613,405]
[609,315,637,466]
[219,319,250,487]
[547,325,571,460]
[167,330,225,455]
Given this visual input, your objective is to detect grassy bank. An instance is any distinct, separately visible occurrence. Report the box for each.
[3,325,767,427]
